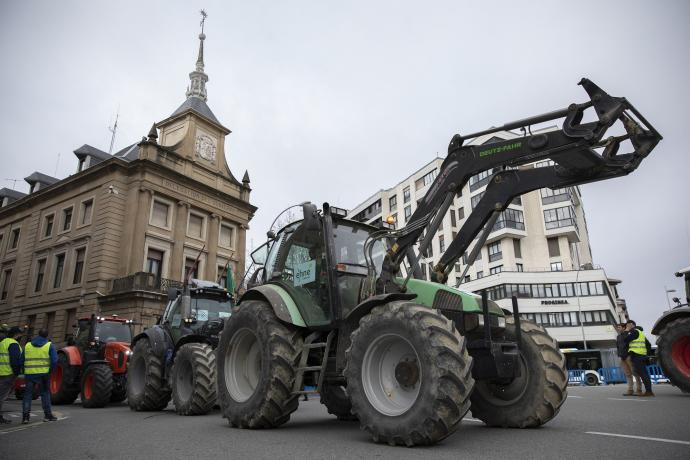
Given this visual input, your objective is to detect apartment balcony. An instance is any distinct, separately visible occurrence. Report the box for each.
[109,272,183,295]
[485,210,527,244]
[544,219,580,243]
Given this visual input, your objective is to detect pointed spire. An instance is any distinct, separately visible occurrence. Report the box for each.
[147,123,158,143]
[242,170,250,184]
[186,11,209,101]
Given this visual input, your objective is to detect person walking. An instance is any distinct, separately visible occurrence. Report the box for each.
[0,327,23,424]
[623,320,654,397]
[616,324,642,396]
[20,329,58,423]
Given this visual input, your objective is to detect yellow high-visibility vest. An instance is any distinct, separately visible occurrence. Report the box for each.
[628,330,647,356]
[23,342,51,375]
[0,337,19,376]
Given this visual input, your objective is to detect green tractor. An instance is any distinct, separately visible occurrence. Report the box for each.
[216,79,660,445]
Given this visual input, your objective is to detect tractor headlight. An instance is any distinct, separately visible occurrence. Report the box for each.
[125,350,132,356]
[498,317,506,328]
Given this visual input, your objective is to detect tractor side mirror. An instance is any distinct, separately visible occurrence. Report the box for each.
[302,202,321,232]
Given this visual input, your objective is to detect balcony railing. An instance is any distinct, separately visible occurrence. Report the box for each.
[110,272,183,294]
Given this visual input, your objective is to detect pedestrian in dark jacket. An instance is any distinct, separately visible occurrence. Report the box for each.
[19,329,58,423]
[0,326,23,424]
[623,320,654,396]
[616,324,642,396]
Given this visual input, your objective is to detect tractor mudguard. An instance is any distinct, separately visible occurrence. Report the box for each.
[652,306,690,335]
[239,284,306,327]
[345,293,417,325]
[174,334,212,353]
[60,346,82,366]
[131,326,173,359]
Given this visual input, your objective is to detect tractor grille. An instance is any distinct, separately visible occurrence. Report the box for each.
[433,290,463,310]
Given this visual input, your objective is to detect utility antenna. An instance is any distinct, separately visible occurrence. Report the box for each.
[4,178,20,190]
[108,108,120,154]
[200,9,207,33]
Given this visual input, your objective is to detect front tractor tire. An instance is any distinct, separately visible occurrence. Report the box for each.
[127,339,172,411]
[345,302,475,447]
[217,300,303,428]
[81,364,113,408]
[657,317,690,393]
[320,383,357,421]
[50,353,80,405]
[171,343,217,415]
[470,317,568,428]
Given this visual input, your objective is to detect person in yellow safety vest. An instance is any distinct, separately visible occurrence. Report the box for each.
[20,329,58,423]
[0,326,23,424]
[623,320,654,397]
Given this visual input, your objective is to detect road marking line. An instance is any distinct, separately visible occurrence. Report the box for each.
[586,432,690,445]
[568,395,583,398]
[607,398,651,402]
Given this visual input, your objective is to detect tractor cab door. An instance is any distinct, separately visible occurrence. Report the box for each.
[165,298,187,344]
[268,221,333,327]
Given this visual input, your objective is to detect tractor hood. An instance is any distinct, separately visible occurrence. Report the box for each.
[400,278,504,316]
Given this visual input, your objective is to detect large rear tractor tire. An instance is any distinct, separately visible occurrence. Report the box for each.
[172,342,217,415]
[127,339,171,411]
[320,383,357,421]
[345,302,474,446]
[217,300,303,428]
[470,317,568,428]
[50,354,80,405]
[657,317,690,393]
[81,364,113,408]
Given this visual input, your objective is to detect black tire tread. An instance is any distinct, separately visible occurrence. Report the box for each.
[127,339,171,411]
[172,342,217,415]
[657,317,690,393]
[320,383,357,421]
[50,353,80,405]
[81,364,113,408]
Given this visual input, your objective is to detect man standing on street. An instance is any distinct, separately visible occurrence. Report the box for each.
[20,329,58,423]
[623,320,654,397]
[616,324,642,396]
[0,327,23,424]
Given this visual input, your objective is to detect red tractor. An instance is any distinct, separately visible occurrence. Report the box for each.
[50,315,133,408]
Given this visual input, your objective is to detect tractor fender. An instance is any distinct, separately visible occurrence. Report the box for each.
[651,306,690,335]
[345,293,417,325]
[239,284,306,327]
[173,334,213,354]
[59,346,82,366]
[131,326,173,359]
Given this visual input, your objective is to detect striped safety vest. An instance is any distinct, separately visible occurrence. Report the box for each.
[628,330,647,356]
[24,342,51,375]
[0,337,19,376]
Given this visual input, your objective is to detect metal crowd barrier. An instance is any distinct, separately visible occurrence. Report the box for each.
[567,369,586,386]
[597,367,627,385]
[645,365,668,384]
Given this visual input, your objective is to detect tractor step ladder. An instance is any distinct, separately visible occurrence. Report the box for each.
[292,330,334,395]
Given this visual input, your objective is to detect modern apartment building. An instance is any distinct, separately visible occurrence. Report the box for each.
[349,129,627,349]
[0,30,255,345]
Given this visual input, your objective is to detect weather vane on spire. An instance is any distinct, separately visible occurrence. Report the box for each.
[200,9,207,34]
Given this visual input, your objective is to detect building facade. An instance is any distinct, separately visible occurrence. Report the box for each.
[349,129,627,349]
[0,30,255,345]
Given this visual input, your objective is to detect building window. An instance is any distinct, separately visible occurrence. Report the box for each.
[10,228,20,249]
[544,206,577,230]
[488,241,502,262]
[404,205,412,222]
[62,207,73,232]
[471,191,485,209]
[403,186,411,204]
[469,169,493,192]
[415,169,438,191]
[477,271,484,279]
[146,248,164,279]
[219,224,234,249]
[151,200,171,228]
[35,259,47,292]
[1,269,12,300]
[513,239,522,258]
[465,275,471,283]
[352,200,382,223]
[217,264,230,287]
[492,208,525,232]
[53,254,65,288]
[450,209,457,227]
[458,207,465,220]
[516,263,524,272]
[454,263,462,273]
[490,265,503,275]
[547,237,560,257]
[73,248,86,284]
[185,257,199,279]
[187,212,205,239]
[46,312,55,337]
[420,263,427,279]
[43,215,54,238]
[551,261,563,272]
[439,235,446,253]
[389,195,397,212]
[541,187,571,205]
[64,309,77,340]
[80,199,93,225]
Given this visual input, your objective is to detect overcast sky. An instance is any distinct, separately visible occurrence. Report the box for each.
[1,0,688,335]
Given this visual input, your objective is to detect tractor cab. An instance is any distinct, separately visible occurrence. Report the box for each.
[73,316,133,360]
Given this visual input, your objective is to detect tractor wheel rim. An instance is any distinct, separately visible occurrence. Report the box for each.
[361,333,421,416]
[84,373,93,400]
[671,336,690,378]
[51,366,63,395]
[225,328,261,403]
[176,358,195,402]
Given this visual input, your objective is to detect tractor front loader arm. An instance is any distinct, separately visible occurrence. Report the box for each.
[378,78,661,292]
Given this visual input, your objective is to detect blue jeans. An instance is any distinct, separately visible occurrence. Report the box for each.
[22,374,52,416]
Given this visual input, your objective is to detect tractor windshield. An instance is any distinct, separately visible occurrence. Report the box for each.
[332,221,386,273]
[192,297,233,321]
[95,322,132,343]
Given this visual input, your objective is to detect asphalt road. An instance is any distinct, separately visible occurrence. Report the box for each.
[2,385,689,459]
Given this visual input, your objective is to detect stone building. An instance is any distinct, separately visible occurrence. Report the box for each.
[0,29,255,344]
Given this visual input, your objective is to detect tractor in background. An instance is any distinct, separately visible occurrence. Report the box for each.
[652,267,690,393]
[50,314,134,407]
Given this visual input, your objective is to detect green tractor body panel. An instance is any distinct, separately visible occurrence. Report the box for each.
[239,284,306,327]
[400,278,504,316]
